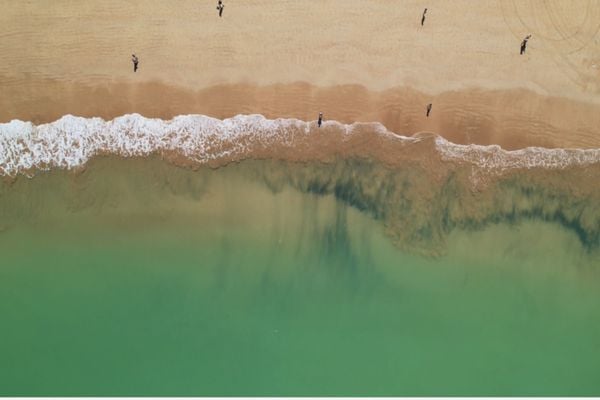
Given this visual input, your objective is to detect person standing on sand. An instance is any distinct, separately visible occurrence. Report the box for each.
[520,35,531,55]
[421,8,427,26]
[217,0,224,17]
[426,103,432,117]
[318,112,323,128]
[131,54,139,72]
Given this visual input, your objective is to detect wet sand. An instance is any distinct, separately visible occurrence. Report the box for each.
[2,80,600,150]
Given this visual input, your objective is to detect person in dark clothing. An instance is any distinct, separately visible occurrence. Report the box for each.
[426,103,432,117]
[421,8,427,26]
[318,112,323,128]
[217,0,224,17]
[131,54,139,72]
[520,35,531,55]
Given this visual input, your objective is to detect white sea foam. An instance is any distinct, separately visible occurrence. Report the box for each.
[1,113,599,177]
[0,114,309,176]
[434,136,600,171]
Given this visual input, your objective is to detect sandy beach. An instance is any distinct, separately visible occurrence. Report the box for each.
[4,2,600,395]
[2,0,600,150]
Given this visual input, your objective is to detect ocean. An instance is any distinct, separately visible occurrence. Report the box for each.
[1,155,599,395]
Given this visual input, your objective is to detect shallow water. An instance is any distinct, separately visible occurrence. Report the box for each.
[0,158,599,395]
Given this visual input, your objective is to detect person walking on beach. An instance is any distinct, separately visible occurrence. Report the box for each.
[520,35,531,55]
[421,8,427,26]
[318,112,323,128]
[131,54,139,72]
[217,0,224,17]
[426,103,432,117]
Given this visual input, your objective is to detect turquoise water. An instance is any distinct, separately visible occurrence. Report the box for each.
[0,159,599,395]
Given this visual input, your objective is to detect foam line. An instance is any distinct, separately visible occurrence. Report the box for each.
[1,113,599,177]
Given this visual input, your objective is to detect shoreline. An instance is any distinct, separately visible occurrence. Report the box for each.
[2,80,600,151]
[3,112,600,179]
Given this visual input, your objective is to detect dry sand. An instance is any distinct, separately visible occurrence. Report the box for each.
[1,0,600,149]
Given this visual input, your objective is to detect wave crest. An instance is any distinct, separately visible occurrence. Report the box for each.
[1,113,600,177]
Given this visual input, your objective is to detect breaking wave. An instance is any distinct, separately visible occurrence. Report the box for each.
[1,113,600,177]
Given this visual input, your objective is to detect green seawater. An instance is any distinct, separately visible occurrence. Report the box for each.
[0,158,599,396]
